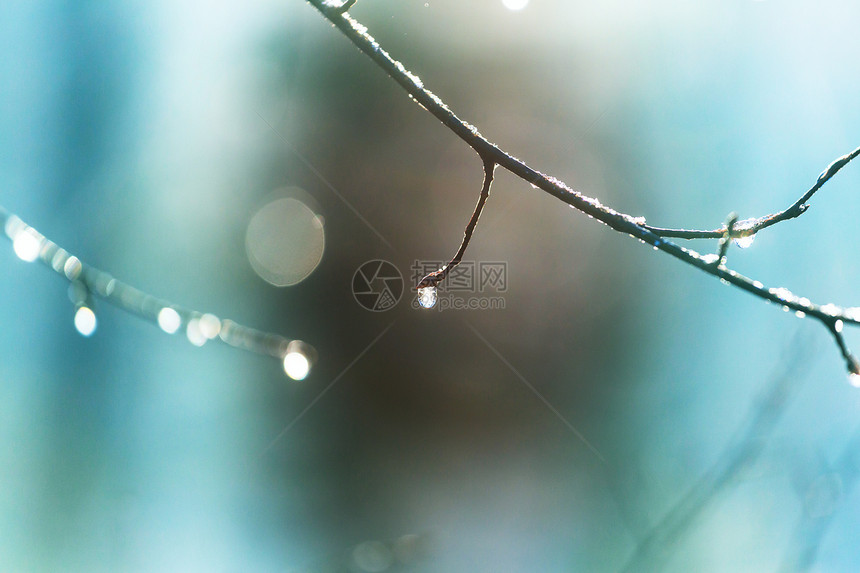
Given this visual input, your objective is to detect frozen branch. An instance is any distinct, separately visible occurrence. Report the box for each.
[306,0,860,376]
[2,206,314,380]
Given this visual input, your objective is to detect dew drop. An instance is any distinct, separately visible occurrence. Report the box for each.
[74,306,97,337]
[701,253,720,265]
[821,303,841,317]
[186,318,207,347]
[795,310,806,318]
[502,0,529,10]
[283,351,310,381]
[835,319,844,333]
[158,307,182,334]
[199,313,221,339]
[733,234,756,249]
[849,372,860,388]
[418,286,437,309]
[63,256,82,280]
[13,227,42,262]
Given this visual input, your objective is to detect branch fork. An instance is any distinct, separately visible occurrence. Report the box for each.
[306,0,860,377]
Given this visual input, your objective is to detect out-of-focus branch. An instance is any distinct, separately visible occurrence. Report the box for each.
[306,0,860,375]
[617,337,810,572]
[778,427,860,572]
[2,206,314,379]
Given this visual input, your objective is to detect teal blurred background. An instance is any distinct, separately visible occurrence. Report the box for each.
[2,0,860,571]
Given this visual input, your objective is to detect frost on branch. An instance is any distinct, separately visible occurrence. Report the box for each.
[305,0,860,379]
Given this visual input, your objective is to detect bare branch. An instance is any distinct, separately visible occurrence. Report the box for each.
[643,145,860,240]
[619,337,810,572]
[1,206,314,375]
[305,0,860,374]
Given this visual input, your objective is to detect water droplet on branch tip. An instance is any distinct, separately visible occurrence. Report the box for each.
[418,286,437,309]
[283,351,310,380]
[74,306,97,337]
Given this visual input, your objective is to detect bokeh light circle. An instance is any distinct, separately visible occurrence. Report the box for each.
[157,307,182,334]
[502,0,528,11]
[74,306,97,337]
[246,196,325,287]
[283,351,310,381]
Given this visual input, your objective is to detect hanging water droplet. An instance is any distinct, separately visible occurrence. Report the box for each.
[418,286,437,309]
[733,234,756,249]
[74,306,97,337]
[849,372,860,388]
[795,310,806,318]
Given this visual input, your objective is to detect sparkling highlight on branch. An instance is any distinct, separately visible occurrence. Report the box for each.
[305,0,860,377]
[282,340,316,380]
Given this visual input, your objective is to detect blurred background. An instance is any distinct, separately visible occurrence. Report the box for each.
[2,0,860,571]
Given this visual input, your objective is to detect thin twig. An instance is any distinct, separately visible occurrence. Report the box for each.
[304,0,860,373]
[715,212,738,266]
[825,318,860,376]
[643,146,860,240]
[416,157,496,288]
